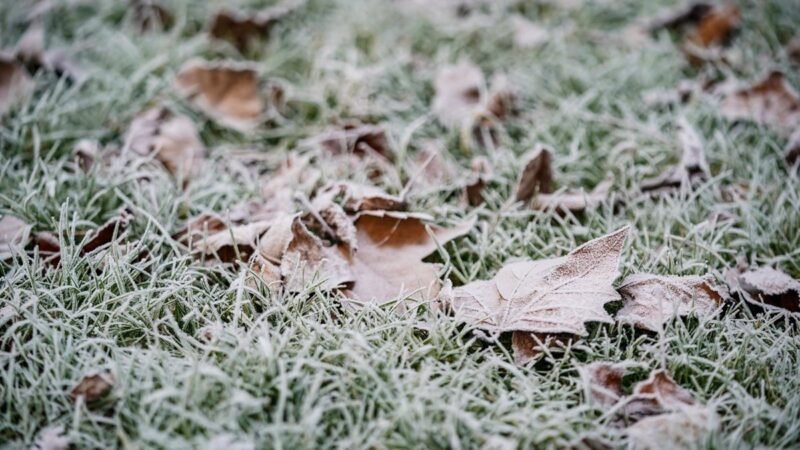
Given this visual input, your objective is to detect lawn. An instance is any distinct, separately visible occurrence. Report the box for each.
[1,0,799,449]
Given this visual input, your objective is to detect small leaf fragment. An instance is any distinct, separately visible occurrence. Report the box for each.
[0,215,32,260]
[641,119,709,194]
[719,71,800,136]
[725,264,800,313]
[515,144,554,203]
[31,425,70,450]
[69,371,115,403]
[0,54,32,116]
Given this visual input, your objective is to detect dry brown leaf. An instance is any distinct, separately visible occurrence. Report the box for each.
[617,274,727,332]
[511,15,548,49]
[125,106,205,183]
[578,361,642,408]
[69,371,115,403]
[72,139,100,172]
[318,123,394,161]
[0,54,32,116]
[686,5,740,48]
[450,227,628,335]
[130,0,174,32]
[193,220,272,263]
[209,2,296,52]
[31,425,70,450]
[432,62,485,128]
[515,144,554,203]
[82,211,133,254]
[0,215,32,260]
[647,2,713,33]
[175,59,265,131]
[719,71,800,136]
[485,74,517,121]
[622,369,697,419]
[345,211,474,306]
[405,141,459,192]
[464,156,492,206]
[315,182,405,214]
[306,196,358,251]
[511,331,572,365]
[533,178,612,213]
[725,264,800,313]
[641,119,709,193]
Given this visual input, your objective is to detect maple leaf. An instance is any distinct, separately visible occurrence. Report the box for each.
[641,119,709,194]
[175,59,265,131]
[449,227,628,335]
[124,106,205,183]
[616,274,727,332]
[0,54,32,116]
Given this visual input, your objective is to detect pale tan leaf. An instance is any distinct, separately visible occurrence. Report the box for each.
[175,59,265,131]
[617,274,726,331]
[533,178,612,213]
[450,227,628,335]
[578,361,640,407]
[317,123,394,161]
[130,0,174,32]
[622,369,696,418]
[725,265,800,313]
[432,62,485,127]
[194,220,272,263]
[719,71,800,136]
[280,216,354,292]
[0,54,32,116]
[0,215,32,260]
[515,144,554,203]
[511,15,548,49]
[69,370,115,403]
[73,139,100,172]
[641,119,708,193]
[345,211,474,306]
[125,106,205,182]
[627,406,717,450]
[315,182,405,213]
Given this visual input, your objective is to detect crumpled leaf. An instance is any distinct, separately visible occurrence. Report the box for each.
[124,106,205,182]
[485,74,517,121]
[725,263,800,313]
[345,211,474,306]
[532,178,613,213]
[719,71,800,136]
[192,219,273,263]
[684,5,740,52]
[515,144,554,203]
[511,15,548,49]
[432,62,485,128]
[30,425,70,450]
[0,54,32,115]
[130,0,174,32]
[617,274,727,331]
[315,182,405,214]
[318,122,394,161]
[641,119,709,193]
[15,22,85,82]
[175,59,265,131]
[627,406,717,450]
[209,2,297,52]
[72,139,100,172]
[648,3,740,65]
[449,227,628,335]
[0,215,32,260]
[578,361,641,407]
[464,156,492,206]
[511,331,573,365]
[69,370,115,403]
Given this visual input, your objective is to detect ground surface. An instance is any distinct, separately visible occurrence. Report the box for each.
[1,0,800,449]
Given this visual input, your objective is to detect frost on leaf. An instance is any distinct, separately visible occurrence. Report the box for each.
[432,62,485,128]
[0,215,32,260]
[725,264,800,313]
[450,227,628,335]
[175,59,265,131]
[578,361,640,407]
[719,71,800,136]
[532,178,612,213]
[31,425,69,450]
[0,54,32,115]
[315,182,405,214]
[317,123,394,161]
[641,119,709,194]
[192,219,272,264]
[511,331,572,365]
[14,22,85,82]
[125,106,205,183]
[69,371,115,403]
[209,2,296,52]
[617,274,727,332]
[515,144,554,203]
[464,157,492,206]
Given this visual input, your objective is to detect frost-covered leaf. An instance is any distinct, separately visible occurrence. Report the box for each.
[617,274,727,331]
[30,425,69,450]
[450,227,628,335]
[0,215,32,260]
[719,71,800,136]
[725,264,800,313]
[511,15,548,49]
[432,62,485,127]
[175,59,265,131]
[641,119,709,193]
[209,2,297,51]
[532,178,612,213]
[0,54,32,115]
[69,371,115,403]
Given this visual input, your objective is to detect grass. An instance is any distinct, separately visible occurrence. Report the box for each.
[1,0,800,448]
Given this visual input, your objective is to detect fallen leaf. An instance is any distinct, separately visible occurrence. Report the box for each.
[432,62,485,127]
[82,211,133,254]
[449,227,628,335]
[209,2,297,52]
[405,140,459,192]
[786,129,800,168]
[641,119,709,193]
[533,178,613,213]
[647,2,713,33]
[72,139,99,172]
[0,54,32,116]
[686,5,740,48]
[485,74,517,121]
[193,220,273,263]
[130,0,174,32]
[345,211,474,306]
[616,274,727,331]
[511,15,548,49]
[318,122,394,161]
[124,106,205,183]
[622,369,697,419]
[719,71,800,136]
[725,264,800,313]
[515,144,554,203]
[626,406,717,450]
[464,156,492,206]
[69,370,115,403]
[788,35,800,65]
[175,59,265,131]
[511,331,572,365]
[578,361,640,407]
[0,215,32,260]
[315,182,405,213]
[306,195,358,250]
[30,425,69,450]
